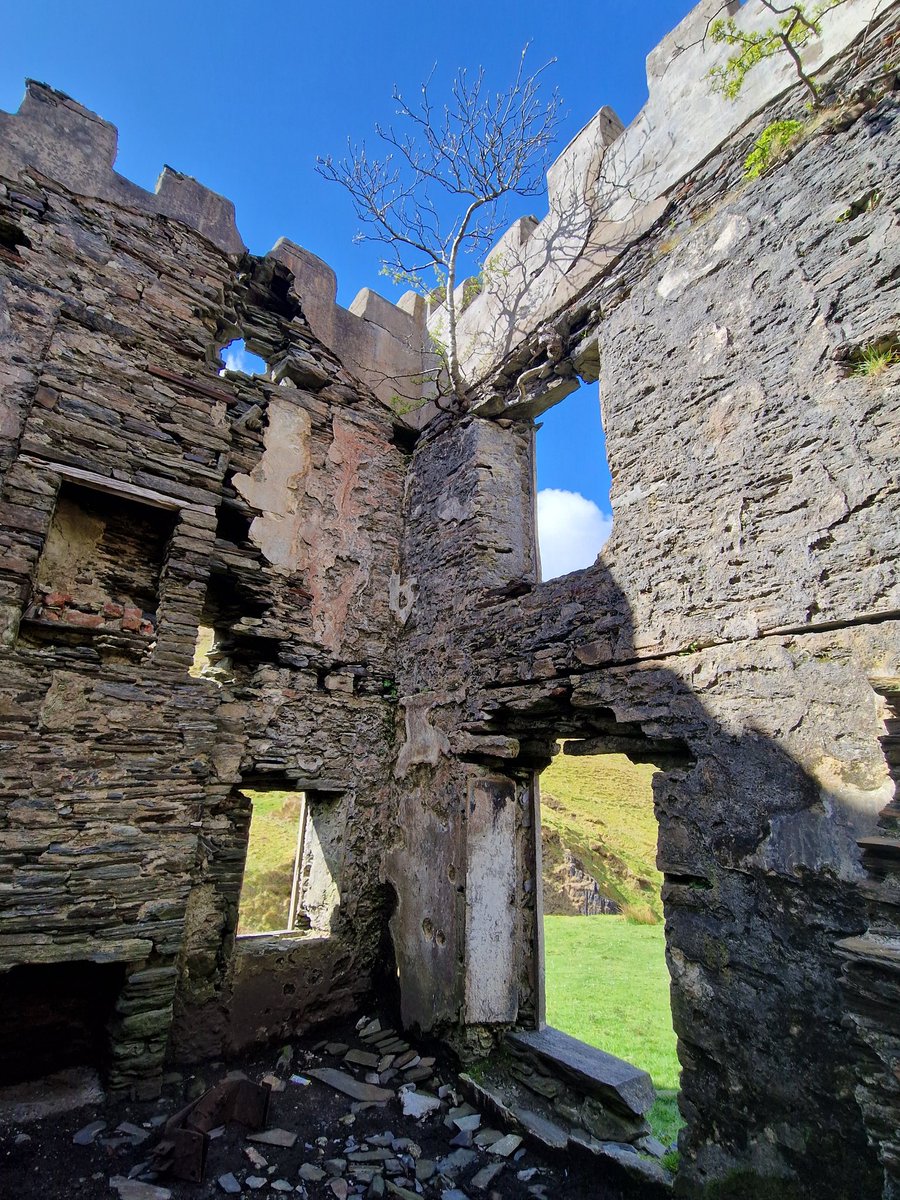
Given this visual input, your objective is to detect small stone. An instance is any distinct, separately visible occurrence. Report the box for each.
[453,1113,481,1133]
[436,1149,478,1176]
[449,1130,473,1148]
[299,1164,327,1182]
[403,1067,433,1084]
[248,1128,298,1147]
[470,1163,504,1190]
[415,1159,436,1181]
[262,1072,286,1092]
[359,1019,382,1038]
[218,1175,241,1195]
[325,1158,348,1175]
[400,1090,441,1119]
[346,1049,380,1069]
[245,1147,268,1169]
[109,1181,172,1200]
[517,1168,538,1182]
[272,1182,293,1193]
[440,1191,469,1200]
[73,1120,106,1146]
[474,1130,504,1147]
[116,1122,151,1145]
[246,1178,267,1190]
[488,1134,522,1157]
[367,1177,385,1199]
[329,1180,349,1200]
[327,1042,351,1056]
[368,1133,395,1147]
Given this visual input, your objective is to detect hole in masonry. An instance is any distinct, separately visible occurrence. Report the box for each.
[219,338,268,377]
[534,379,613,581]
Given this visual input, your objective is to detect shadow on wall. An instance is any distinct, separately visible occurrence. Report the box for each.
[474,555,890,1198]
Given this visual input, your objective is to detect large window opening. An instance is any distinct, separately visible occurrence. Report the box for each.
[534,379,613,581]
[539,741,683,1151]
[236,788,343,939]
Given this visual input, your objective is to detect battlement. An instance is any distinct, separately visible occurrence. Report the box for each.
[0,80,431,418]
[429,0,893,393]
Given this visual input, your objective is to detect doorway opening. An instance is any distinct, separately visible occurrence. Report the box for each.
[534,379,613,580]
[538,741,682,1152]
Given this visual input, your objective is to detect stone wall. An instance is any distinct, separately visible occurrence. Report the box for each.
[0,85,407,1095]
[385,11,900,1200]
[1,2,899,1197]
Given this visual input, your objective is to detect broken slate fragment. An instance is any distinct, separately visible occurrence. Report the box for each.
[452,1113,481,1132]
[489,1134,523,1157]
[326,1042,350,1056]
[329,1180,349,1200]
[299,1164,327,1181]
[116,1122,151,1145]
[245,1177,267,1191]
[400,1089,441,1119]
[73,1119,106,1145]
[470,1162,504,1190]
[247,1127,298,1147]
[110,1179,172,1200]
[310,1067,393,1103]
[217,1174,241,1195]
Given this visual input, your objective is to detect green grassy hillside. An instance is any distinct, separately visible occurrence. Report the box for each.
[540,749,663,922]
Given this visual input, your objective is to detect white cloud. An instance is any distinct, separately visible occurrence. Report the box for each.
[219,341,267,376]
[537,488,612,581]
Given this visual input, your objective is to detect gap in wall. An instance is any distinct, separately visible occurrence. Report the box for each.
[534,379,613,580]
[539,742,682,1150]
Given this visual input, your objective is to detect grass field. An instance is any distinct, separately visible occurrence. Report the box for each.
[543,912,683,1146]
[237,790,303,936]
[540,750,663,921]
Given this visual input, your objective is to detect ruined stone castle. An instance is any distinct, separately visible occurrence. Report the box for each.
[0,0,898,1195]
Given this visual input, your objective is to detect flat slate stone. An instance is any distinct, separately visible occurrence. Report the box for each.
[246,1127,298,1147]
[310,1068,393,1103]
[507,1027,655,1115]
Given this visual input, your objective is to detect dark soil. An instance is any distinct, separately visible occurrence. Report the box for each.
[0,1015,650,1200]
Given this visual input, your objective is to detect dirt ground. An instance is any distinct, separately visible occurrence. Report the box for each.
[0,1014,656,1200]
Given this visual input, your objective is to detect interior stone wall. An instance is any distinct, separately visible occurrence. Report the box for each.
[0,3,898,1197]
[386,34,900,1200]
[0,97,407,1095]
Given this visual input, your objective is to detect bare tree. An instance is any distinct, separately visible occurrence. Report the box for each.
[316,51,563,409]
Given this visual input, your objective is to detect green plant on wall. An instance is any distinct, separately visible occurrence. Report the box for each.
[708,0,847,109]
[743,118,806,177]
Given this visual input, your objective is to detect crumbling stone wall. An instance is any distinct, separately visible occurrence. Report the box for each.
[384,12,900,1200]
[1,2,899,1197]
[0,83,407,1095]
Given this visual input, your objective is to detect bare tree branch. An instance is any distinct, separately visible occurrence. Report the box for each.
[316,47,563,409]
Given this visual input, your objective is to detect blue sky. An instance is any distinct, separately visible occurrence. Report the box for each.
[2,0,696,576]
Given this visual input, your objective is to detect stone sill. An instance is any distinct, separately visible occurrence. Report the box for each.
[235,931,331,955]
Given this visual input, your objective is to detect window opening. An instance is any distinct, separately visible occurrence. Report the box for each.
[219,338,268,377]
[534,379,612,580]
[237,788,342,938]
[539,741,683,1151]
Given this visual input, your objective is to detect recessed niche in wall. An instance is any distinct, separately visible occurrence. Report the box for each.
[24,482,177,639]
[0,960,126,1085]
[534,379,613,581]
[237,788,343,938]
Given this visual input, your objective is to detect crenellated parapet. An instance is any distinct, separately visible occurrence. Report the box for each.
[0,80,245,255]
[0,80,434,421]
[430,0,895,397]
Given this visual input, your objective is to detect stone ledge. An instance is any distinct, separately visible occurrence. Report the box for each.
[508,1025,655,1116]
